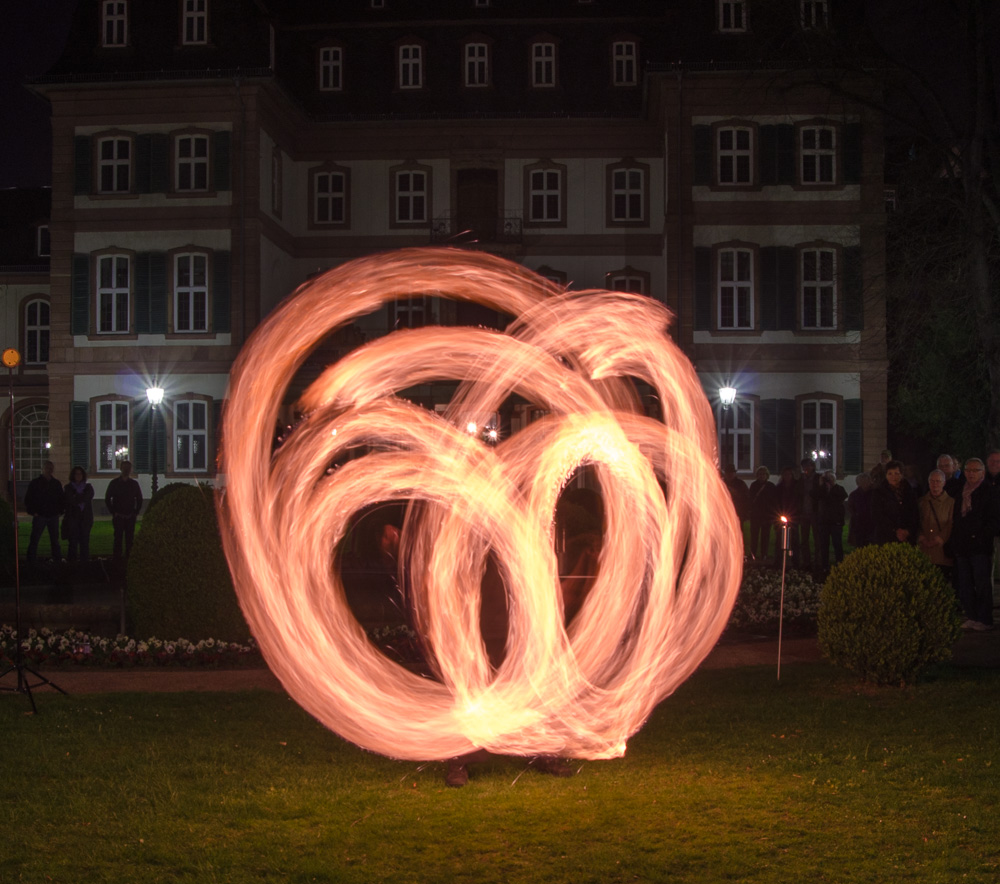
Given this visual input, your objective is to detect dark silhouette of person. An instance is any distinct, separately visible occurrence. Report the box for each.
[63,465,95,562]
[25,460,64,563]
[105,460,143,561]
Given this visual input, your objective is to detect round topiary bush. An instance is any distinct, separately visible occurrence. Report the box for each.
[127,484,250,642]
[818,543,962,685]
[145,481,194,515]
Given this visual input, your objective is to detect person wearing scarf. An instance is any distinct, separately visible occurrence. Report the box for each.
[63,466,95,563]
[950,458,1000,631]
[871,459,919,545]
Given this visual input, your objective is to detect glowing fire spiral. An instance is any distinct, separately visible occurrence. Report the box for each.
[218,248,742,762]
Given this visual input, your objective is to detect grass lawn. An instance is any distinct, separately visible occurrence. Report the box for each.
[2,662,998,883]
[16,518,120,559]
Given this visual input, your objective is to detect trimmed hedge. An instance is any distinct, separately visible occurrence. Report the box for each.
[146,480,211,515]
[126,484,249,642]
[818,543,962,685]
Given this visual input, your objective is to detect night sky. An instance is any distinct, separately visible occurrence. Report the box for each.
[0,0,79,188]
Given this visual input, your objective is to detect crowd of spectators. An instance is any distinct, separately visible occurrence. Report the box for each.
[725,449,1000,631]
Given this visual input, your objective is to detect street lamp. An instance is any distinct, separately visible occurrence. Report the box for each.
[146,384,164,495]
[719,385,737,467]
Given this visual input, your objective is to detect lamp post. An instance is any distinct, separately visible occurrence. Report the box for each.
[719,385,737,467]
[146,384,164,495]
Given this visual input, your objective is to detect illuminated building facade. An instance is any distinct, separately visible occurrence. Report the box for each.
[3,0,883,500]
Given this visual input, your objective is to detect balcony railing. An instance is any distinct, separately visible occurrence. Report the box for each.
[430,213,523,245]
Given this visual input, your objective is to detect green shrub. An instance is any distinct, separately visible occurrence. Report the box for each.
[127,485,249,643]
[818,543,962,685]
[146,480,212,515]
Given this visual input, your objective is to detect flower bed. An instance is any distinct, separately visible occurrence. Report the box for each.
[0,625,261,669]
[1,565,821,669]
[727,564,822,630]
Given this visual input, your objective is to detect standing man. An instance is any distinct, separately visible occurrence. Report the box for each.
[986,450,1000,592]
[951,458,1000,631]
[105,460,143,562]
[798,457,818,570]
[938,454,964,498]
[25,460,64,563]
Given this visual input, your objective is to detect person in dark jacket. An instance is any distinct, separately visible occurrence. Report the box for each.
[774,466,801,566]
[797,457,819,570]
[63,466,95,563]
[846,472,873,548]
[950,458,1000,631]
[747,466,777,562]
[814,470,848,575]
[105,460,143,561]
[721,463,750,553]
[25,460,64,563]
[870,459,919,545]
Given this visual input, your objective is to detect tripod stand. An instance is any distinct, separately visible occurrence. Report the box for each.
[0,348,67,712]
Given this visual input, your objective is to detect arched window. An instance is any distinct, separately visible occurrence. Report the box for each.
[15,405,50,480]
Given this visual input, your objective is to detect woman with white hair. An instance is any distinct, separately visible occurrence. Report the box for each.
[917,469,954,579]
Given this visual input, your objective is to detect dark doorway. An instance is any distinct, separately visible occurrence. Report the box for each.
[456,168,498,242]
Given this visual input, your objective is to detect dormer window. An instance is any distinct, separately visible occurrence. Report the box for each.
[612,41,637,86]
[182,0,207,45]
[398,44,423,89]
[102,1,128,47]
[719,0,747,32]
[801,0,829,29]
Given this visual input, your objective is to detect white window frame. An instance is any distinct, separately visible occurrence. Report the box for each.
[529,167,562,222]
[801,126,836,185]
[25,299,50,366]
[609,274,645,294]
[399,44,423,89]
[719,0,747,32]
[532,43,555,87]
[182,0,207,45]
[800,0,829,29]
[612,41,637,86]
[315,171,347,224]
[802,399,836,472]
[801,248,837,330]
[97,400,131,473]
[718,248,754,330]
[174,399,209,472]
[97,254,130,334]
[98,137,131,194]
[393,296,427,329]
[319,46,343,91]
[718,127,752,185]
[175,134,210,192]
[465,43,489,87]
[611,166,644,221]
[717,399,754,473]
[395,170,427,223]
[15,405,49,479]
[174,252,209,333]
[102,0,128,47]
